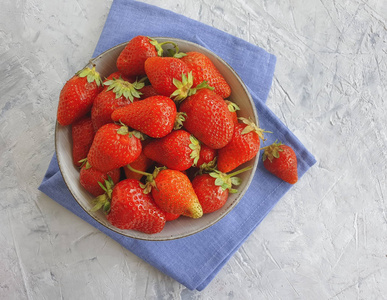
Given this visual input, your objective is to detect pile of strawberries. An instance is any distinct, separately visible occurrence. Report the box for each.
[57,36,298,235]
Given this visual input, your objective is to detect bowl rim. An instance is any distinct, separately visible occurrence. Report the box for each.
[55,37,259,241]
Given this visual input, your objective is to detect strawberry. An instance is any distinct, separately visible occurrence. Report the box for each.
[128,166,203,218]
[87,123,142,173]
[106,179,166,233]
[116,36,160,77]
[191,166,251,213]
[143,130,201,171]
[117,36,182,77]
[196,144,217,170]
[225,100,240,125]
[111,95,177,138]
[191,174,228,214]
[164,212,180,222]
[262,141,298,184]
[57,66,103,126]
[180,51,231,98]
[217,118,267,173]
[144,56,191,101]
[91,77,144,131]
[79,162,120,197]
[179,88,234,149]
[71,116,95,167]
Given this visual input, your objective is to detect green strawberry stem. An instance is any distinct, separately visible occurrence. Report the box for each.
[126,164,152,177]
[209,165,253,193]
[148,37,186,58]
[126,165,164,194]
[226,166,253,178]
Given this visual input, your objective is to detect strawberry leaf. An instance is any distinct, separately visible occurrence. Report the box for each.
[104,77,144,102]
[170,72,193,102]
[189,135,201,166]
[262,141,284,162]
[226,101,240,112]
[174,112,187,130]
[239,117,271,141]
[77,66,103,87]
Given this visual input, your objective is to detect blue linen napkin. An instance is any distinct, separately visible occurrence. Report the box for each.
[39,0,316,291]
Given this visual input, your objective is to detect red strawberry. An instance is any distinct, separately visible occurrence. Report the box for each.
[180,51,231,98]
[57,66,103,126]
[179,88,234,149]
[144,56,191,100]
[116,36,160,77]
[71,116,95,167]
[225,100,240,125]
[117,36,186,78]
[87,123,142,173]
[191,174,228,214]
[79,162,120,197]
[164,212,180,221]
[192,166,251,213]
[217,118,267,173]
[196,144,217,170]
[91,77,144,131]
[111,95,177,138]
[143,130,201,171]
[151,168,202,218]
[128,166,203,218]
[106,179,166,233]
[262,141,298,184]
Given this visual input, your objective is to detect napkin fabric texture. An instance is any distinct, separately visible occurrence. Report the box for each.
[39,0,316,291]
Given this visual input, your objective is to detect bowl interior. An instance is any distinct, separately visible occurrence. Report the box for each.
[55,37,259,241]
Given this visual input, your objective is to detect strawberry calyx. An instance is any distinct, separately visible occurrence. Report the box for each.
[189,81,214,96]
[174,112,187,130]
[76,65,103,87]
[189,135,201,167]
[104,77,144,102]
[238,117,271,141]
[78,158,91,169]
[171,72,214,103]
[225,100,240,113]
[170,72,194,102]
[126,165,165,194]
[115,123,145,141]
[209,166,252,193]
[90,176,115,213]
[198,157,217,174]
[261,140,285,163]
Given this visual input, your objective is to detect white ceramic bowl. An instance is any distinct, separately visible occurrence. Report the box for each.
[56,37,259,241]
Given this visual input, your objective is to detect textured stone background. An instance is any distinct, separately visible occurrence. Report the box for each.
[1,0,386,298]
